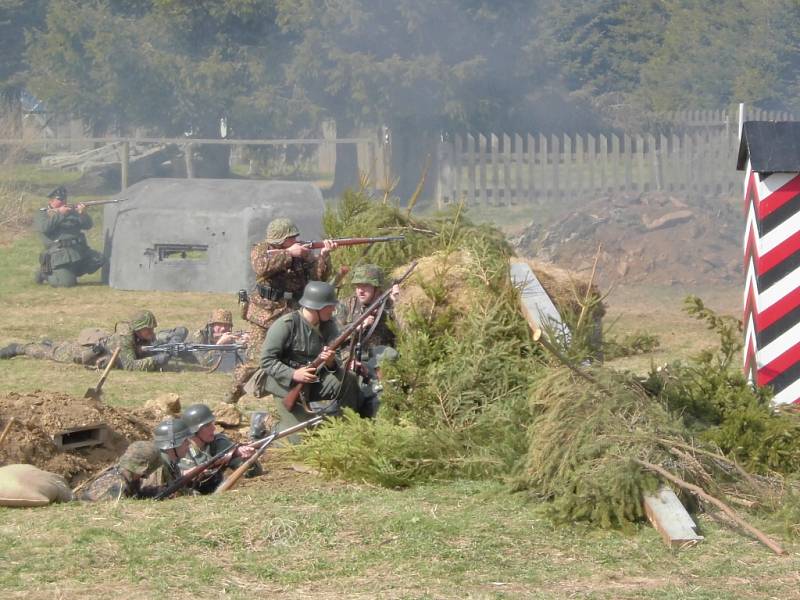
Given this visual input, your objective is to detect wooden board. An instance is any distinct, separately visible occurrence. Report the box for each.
[509,260,564,332]
[644,487,704,548]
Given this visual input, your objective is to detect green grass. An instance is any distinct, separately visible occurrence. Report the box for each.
[0,176,792,599]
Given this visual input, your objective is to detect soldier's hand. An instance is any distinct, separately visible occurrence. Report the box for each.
[216,332,236,345]
[360,315,376,330]
[319,239,338,257]
[286,242,309,259]
[292,366,319,383]
[74,203,86,214]
[57,205,72,215]
[390,284,400,302]
[320,346,336,367]
[236,445,256,459]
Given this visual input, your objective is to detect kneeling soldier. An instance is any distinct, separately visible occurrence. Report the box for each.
[259,280,367,438]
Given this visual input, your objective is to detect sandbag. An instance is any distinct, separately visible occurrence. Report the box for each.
[0,464,74,507]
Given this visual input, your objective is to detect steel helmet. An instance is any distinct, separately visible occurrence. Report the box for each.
[130,310,158,331]
[153,417,191,450]
[182,403,215,434]
[351,264,384,287]
[265,218,300,245]
[209,308,233,326]
[299,281,338,310]
[118,441,160,476]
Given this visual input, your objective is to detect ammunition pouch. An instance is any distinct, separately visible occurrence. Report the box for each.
[39,252,52,275]
[256,285,297,302]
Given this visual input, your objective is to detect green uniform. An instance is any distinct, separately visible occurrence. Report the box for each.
[336,294,397,353]
[34,207,105,287]
[108,322,164,371]
[178,433,262,494]
[259,311,365,434]
[141,452,182,492]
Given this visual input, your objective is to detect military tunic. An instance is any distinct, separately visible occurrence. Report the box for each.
[34,207,104,287]
[107,322,162,371]
[229,244,331,402]
[79,466,163,501]
[140,452,184,496]
[178,433,262,494]
[336,294,397,352]
[259,311,365,433]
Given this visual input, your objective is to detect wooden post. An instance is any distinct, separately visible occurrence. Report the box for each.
[636,134,646,192]
[453,133,463,206]
[527,134,536,202]
[490,133,500,206]
[514,133,524,205]
[466,133,476,206]
[623,134,633,193]
[551,134,560,199]
[478,133,487,206]
[586,134,596,194]
[610,134,620,193]
[503,133,512,206]
[538,133,547,198]
[599,134,608,194]
[185,143,195,178]
[120,141,130,190]
[435,139,452,209]
[575,133,584,197]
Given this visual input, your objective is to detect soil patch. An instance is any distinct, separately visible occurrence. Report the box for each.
[511,191,742,287]
[0,390,157,484]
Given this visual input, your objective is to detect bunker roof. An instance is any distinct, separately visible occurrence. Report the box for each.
[737,121,800,173]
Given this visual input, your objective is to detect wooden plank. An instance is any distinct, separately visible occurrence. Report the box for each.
[599,134,608,193]
[514,133,524,205]
[478,133,487,206]
[635,134,645,192]
[453,133,463,205]
[503,133,512,206]
[528,134,536,202]
[644,487,704,549]
[574,133,584,195]
[623,134,633,193]
[510,260,565,332]
[490,133,500,206]
[586,134,596,194]
[466,133,476,206]
[539,133,548,198]
[551,134,560,198]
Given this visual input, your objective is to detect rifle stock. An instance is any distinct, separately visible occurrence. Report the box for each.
[215,416,324,494]
[282,260,417,411]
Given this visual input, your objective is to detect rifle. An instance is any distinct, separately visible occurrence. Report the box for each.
[141,342,244,355]
[214,416,325,494]
[154,416,324,500]
[266,236,404,254]
[282,260,417,411]
[39,198,126,211]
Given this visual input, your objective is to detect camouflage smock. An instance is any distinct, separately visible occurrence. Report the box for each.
[107,322,161,371]
[335,294,397,352]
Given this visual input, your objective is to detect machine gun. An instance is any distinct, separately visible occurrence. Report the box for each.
[39,198,126,211]
[141,342,244,355]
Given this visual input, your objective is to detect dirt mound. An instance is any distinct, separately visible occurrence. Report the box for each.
[0,391,158,484]
[511,191,742,287]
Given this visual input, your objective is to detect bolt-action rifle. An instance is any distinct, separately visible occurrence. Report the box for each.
[39,198,126,211]
[281,260,417,411]
[266,235,404,253]
[153,416,324,500]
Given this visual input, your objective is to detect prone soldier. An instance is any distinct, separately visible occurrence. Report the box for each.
[140,417,193,493]
[178,403,261,494]
[34,186,105,287]
[79,441,162,501]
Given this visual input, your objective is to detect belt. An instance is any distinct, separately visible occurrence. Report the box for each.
[256,285,298,302]
[50,238,81,249]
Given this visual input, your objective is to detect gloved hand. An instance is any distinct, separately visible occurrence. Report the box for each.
[152,352,170,368]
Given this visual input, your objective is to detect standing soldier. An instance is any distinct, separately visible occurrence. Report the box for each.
[225,218,338,404]
[34,186,105,287]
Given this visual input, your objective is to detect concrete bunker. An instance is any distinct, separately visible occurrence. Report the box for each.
[103,178,326,293]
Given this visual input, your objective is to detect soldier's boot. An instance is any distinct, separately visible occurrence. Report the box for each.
[33,270,46,284]
[0,343,23,359]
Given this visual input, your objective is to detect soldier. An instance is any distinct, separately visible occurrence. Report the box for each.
[336,264,401,416]
[79,441,162,501]
[141,417,193,493]
[259,280,367,438]
[226,218,338,404]
[186,309,248,369]
[178,403,261,493]
[34,186,105,287]
[0,310,173,371]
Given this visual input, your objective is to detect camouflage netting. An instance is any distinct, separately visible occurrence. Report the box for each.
[295,191,800,534]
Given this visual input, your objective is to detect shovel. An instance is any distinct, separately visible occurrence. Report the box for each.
[84,347,121,400]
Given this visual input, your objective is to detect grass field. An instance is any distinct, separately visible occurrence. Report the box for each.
[2,179,797,599]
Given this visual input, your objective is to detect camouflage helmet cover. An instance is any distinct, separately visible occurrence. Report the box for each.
[351,264,384,287]
[265,218,300,245]
[130,310,158,331]
[153,417,191,450]
[118,441,160,476]
[209,308,233,326]
[299,280,338,310]
[47,186,68,201]
[182,403,215,434]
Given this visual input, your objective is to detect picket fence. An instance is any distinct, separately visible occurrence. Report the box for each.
[435,108,797,207]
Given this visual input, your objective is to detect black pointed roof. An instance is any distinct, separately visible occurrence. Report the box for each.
[737,121,800,172]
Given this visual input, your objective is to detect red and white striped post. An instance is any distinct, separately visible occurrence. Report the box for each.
[738,120,800,404]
